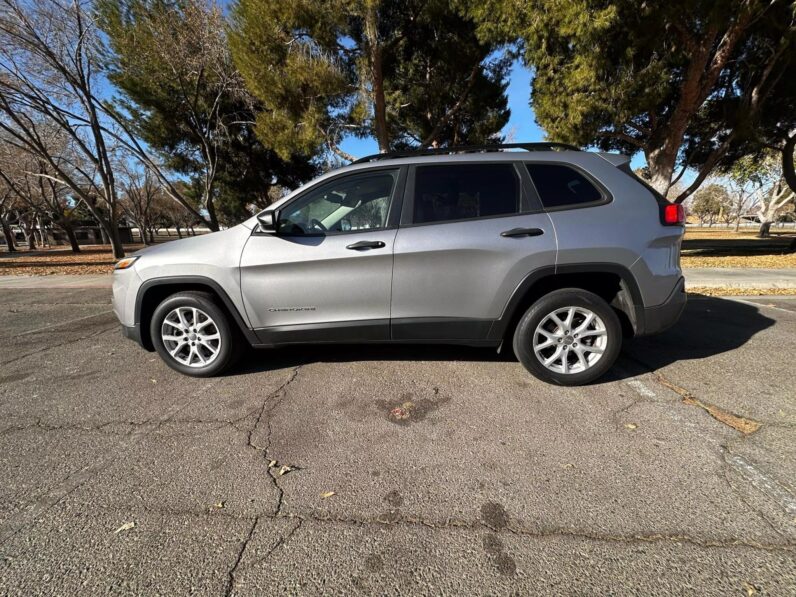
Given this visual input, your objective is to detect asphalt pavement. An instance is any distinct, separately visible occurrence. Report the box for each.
[0,286,794,595]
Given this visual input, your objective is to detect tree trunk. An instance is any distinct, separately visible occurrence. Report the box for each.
[758,221,772,238]
[104,212,125,259]
[109,226,125,258]
[176,225,182,239]
[62,221,81,253]
[138,221,150,246]
[205,196,220,232]
[1,216,16,252]
[148,227,155,244]
[782,134,796,194]
[25,223,36,250]
[365,2,389,153]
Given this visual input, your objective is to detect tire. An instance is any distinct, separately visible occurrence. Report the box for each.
[150,291,242,377]
[512,288,622,386]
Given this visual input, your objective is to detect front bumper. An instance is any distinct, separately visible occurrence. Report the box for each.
[121,323,143,346]
[638,276,686,336]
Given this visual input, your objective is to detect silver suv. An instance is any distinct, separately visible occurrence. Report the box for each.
[112,143,686,385]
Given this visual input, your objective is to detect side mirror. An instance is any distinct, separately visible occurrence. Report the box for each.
[257,210,278,233]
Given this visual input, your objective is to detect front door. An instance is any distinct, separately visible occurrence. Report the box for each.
[240,168,403,344]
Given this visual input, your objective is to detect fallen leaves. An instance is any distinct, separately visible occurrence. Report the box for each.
[688,287,796,297]
[742,581,759,596]
[681,253,796,269]
[321,491,336,499]
[681,396,761,435]
[0,245,135,276]
[267,459,297,476]
[114,521,135,534]
[652,373,762,435]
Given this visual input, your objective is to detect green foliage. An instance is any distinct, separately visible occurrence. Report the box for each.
[690,183,730,223]
[462,0,795,198]
[228,0,510,157]
[98,0,315,226]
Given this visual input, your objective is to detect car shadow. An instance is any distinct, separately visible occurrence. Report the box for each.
[231,295,777,381]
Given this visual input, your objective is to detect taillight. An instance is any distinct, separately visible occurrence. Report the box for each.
[662,203,684,226]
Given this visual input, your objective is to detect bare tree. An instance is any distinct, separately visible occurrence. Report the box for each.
[754,182,795,238]
[0,177,18,251]
[726,177,757,231]
[0,138,85,251]
[119,166,162,245]
[0,0,218,259]
[0,0,131,256]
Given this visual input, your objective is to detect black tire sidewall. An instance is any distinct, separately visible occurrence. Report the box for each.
[150,293,236,377]
[513,289,622,386]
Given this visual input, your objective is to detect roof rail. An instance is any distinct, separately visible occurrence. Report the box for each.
[351,142,581,164]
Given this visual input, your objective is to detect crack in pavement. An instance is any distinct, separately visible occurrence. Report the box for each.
[0,411,269,438]
[622,355,762,435]
[0,378,223,547]
[225,516,259,597]
[229,518,304,592]
[723,450,796,518]
[8,310,114,338]
[244,366,301,517]
[1,323,119,366]
[0,418,151,437]
[720,456,791,544]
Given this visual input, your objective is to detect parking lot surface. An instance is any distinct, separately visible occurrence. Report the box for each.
[0,287,794,595]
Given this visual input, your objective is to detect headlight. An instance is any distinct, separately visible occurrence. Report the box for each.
[114,256,140,271]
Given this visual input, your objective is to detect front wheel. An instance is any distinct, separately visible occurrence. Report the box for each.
[512,288,622,386]
[150,291,241,377]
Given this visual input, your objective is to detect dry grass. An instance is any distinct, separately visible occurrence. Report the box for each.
[0,245,142,276]
[684,227,795,240]
[688,287,796,296]
[682,227,795,268]
[681,253,796,269]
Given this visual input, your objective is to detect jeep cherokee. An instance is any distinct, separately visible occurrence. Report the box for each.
[112,143,686,385]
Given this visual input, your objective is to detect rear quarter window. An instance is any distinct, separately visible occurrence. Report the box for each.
[526,164,603,209]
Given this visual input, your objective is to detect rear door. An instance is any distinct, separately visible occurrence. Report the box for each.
[390,161,557,340]
[240,167,404,343]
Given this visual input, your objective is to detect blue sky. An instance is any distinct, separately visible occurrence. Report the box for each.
[340,60,647,170]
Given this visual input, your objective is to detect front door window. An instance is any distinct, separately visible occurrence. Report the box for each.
[278,171,398,235]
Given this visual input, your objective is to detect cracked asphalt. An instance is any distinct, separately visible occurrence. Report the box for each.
[0,287,794,595]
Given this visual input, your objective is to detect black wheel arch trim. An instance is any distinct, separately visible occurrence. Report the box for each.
[134,276,260,348]
[488,263,645,340]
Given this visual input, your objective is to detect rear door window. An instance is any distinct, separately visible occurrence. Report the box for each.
[526,164,603,209]
[412,164,519,224]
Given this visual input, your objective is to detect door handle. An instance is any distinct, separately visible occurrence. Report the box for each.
[346,240,386,250]
[500,227,545,238]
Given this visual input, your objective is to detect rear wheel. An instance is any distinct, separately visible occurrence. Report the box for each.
[150,291,241,377]
[513,288,622,386]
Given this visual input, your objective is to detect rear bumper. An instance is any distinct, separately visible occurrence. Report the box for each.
[637,277,686,336]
